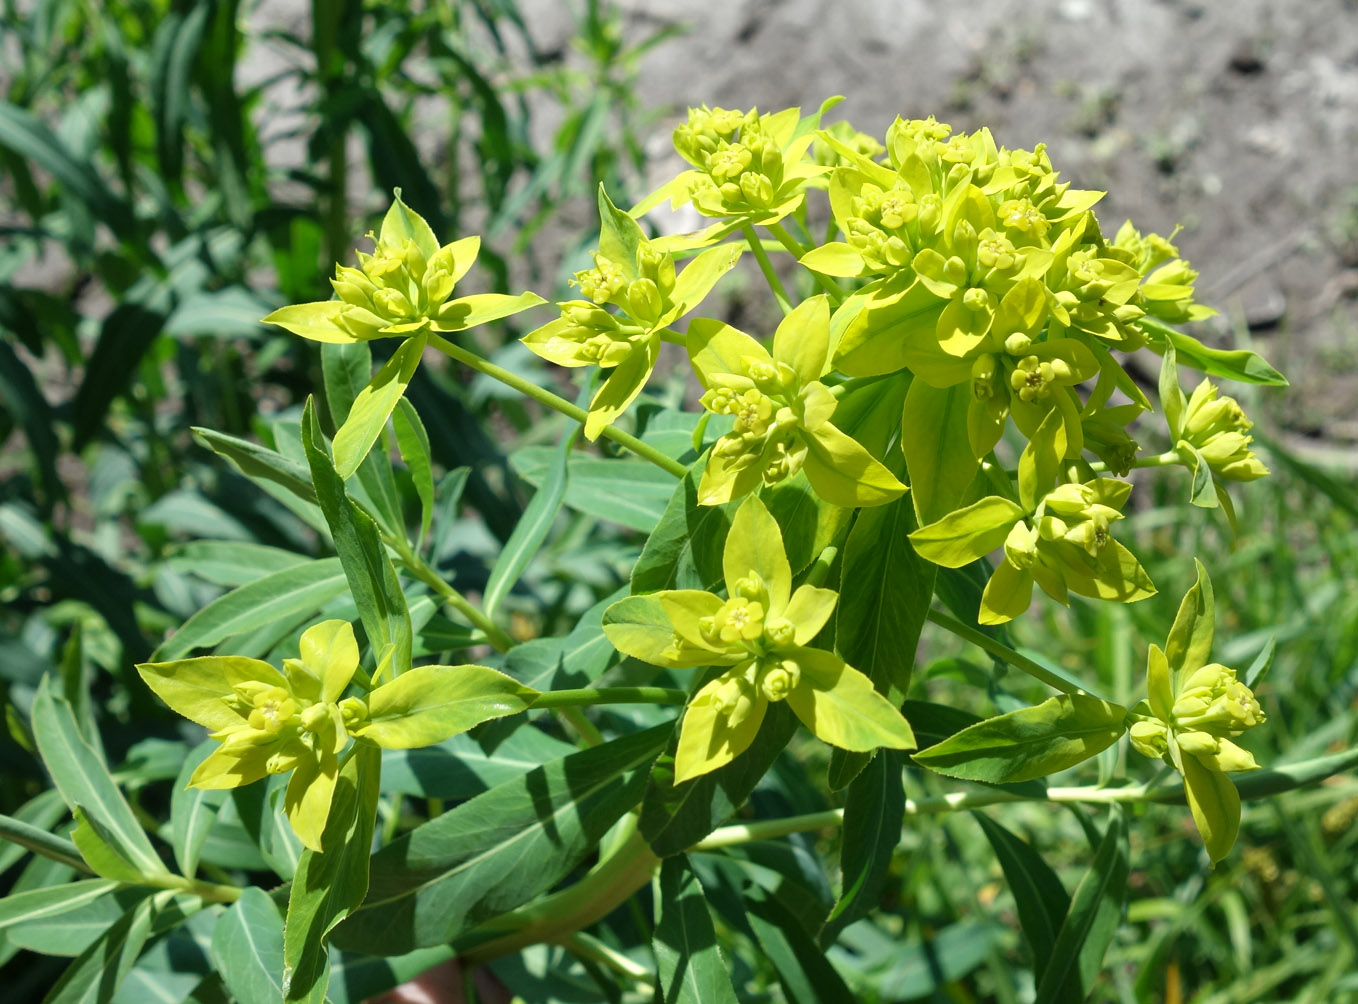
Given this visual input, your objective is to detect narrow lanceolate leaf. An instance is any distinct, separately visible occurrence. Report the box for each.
[192,427,318,507]
[71,806,148,883]
[302,399,413,674]
[0,880,118,932]
[830,470,934,789]
[283,744,382,1003]
[151,559,348,661]
[332,725,670,955]
[821,750,905,944]
[484,424,577,618]
[31,679,165,878]
[353,665,537,748]
[1165,558,1215,689]
[1140,317,1288,387]
[41,890,158,1004]
[913,694,1128,784]
[171,740,228,878]
[641,704,798,857]
[212,886,287,1004]
[632,451,734,593]
[1034,810,1129,1004]
[166,541,310,588]
[322,341,373,426]
[974,812,1070,984]
[744,884,855,1004]
[333,334,427,479]
[653,856,740,1004]
[393,398,434,549]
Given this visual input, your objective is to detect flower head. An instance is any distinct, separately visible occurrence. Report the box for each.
[602,496,915,782]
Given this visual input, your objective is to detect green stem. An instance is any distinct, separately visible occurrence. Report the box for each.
[1003,450,1185,480]
[460,826,658,964]
[428,333,687,480]
[398,546,515,653]
[801,545,838,588]
[924,608,1089,697]
[767,221,845,302]
[154,872,242,905]
[0,813,92,874]
[560,931,654,986]
[530,687,689,710]
[742,224,793,316]
[311,0,348,270]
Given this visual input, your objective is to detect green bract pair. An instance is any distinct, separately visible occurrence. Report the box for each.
[1129,562,1266,862]
[602,496,915,782]
[138,621,535,851]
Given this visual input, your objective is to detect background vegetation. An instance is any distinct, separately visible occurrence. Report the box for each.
[2,1,1357,1001]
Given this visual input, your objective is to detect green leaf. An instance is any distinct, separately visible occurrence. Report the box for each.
[150,559,348,661]
[641,703,798,857]
[830,471,933,788]
[0,103,131,231]
[631,452,734,593]
[211,887,287,1004]
[1182,443,1220,508]
[743,883,855,1004]
[72,298,170,450]
[837,481,933,702]
[509,447,674,534]
[821,750,905,944]
[166,541,310,588]
[485,425,577,618]
[170,740,227,879]
[41,890,158,1004]
[392,399,434,549]
[31,679,165,878]
[332,334,427,480]
[192,428,320,511]
[0,339,63,508]
[379,192,440,259]
[596,185,643,282]
[652,856,740,1004]
[322,342,372,427]
[1158,342,1186,441]
[380,726,576,800]
[909,495,1026,569]
[1034,810,1130,1004]
[354,665,537,748]
[302,399,413,675]
[1165,558,1215,688]
[1181,755,1241,865]
[974,812,1070,984]
[1140,316,1288,386]
[0,879,118,932]
[913,694,1127,784]
[333,725,670,954]
[1018,409,1066,511]
[901,379,978,525]
[786,650,916,753]
[761,471,850,576]
[282,744,382,1002]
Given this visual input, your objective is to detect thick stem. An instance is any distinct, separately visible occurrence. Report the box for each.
[428,333,687,480]
[460,827,659,964]
[742,224,793,315]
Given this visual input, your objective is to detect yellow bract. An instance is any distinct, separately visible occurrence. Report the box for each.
[602,496,914,783]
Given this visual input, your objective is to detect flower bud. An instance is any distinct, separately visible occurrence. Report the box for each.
[626,278,663,324]
[299,703,333,734]
[1129,719,1169,759]
[1003,332,1032,355]
[338,697,368,731]
[758,659,800,702]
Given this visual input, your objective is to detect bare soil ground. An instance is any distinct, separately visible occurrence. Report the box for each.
[522,0,1358,454]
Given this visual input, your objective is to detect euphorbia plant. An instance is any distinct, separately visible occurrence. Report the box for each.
[11,100,1333,1004]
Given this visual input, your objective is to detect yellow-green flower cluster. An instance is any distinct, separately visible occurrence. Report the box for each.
[1129,563,1266,862]
[603,497,915,783]
[1180,379,1269,482]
